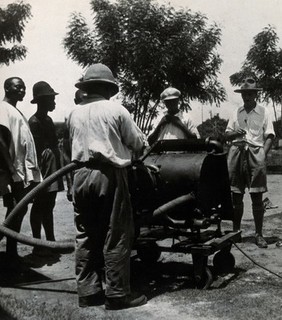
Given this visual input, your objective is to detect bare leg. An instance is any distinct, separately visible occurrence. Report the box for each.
[250,192,264,235]
[251,192,267,248]
[41,192,57,241]
[30,198,42,239]
[232,192,244,232]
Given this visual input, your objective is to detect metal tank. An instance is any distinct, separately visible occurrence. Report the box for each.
[130,139,240,289]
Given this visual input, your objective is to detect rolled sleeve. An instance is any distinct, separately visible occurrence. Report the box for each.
[225,110,236,133]
[120,110,145,153]
[264,109,275,139]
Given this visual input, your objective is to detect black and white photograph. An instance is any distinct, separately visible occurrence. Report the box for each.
[0,0,282,319]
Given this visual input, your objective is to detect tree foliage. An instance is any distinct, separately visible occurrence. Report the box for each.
[0,1,32,65]
[64,0,226,134]
[230,26,282,126]
[197,114,227,141]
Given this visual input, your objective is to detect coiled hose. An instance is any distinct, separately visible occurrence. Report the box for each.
[0,161,83,251]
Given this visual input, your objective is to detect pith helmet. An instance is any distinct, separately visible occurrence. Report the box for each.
[31,81,58,104]
[234,77,262,93]
[75,63,119,97]
[160,87,181,101]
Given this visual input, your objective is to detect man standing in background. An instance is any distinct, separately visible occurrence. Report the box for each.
[28,81,64,256]
[148,87,199,145]
[225,77,275,248]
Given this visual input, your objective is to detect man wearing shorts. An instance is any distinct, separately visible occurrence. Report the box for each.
[225,77,274,248]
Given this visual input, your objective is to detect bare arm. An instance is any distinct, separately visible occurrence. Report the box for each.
[264,134,274,155]
[148,117,167,145]
[0,126,16,176]
[62,126,73,201]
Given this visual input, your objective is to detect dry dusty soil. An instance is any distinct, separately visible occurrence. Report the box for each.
[0,174,282,320]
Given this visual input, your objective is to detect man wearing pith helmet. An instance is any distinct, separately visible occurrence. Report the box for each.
[225,76,275,248]
[65,63,147,309]
[148,87,199,145]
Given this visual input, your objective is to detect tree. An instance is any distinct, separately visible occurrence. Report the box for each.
[64,0,226,134]
[0,1,32,65]
[230,26,282,129]
[197,114,227,141]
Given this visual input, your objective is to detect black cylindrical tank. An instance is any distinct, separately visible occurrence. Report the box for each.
[140,140,233,220]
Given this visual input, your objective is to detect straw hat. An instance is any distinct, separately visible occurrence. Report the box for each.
[234,77,262,93]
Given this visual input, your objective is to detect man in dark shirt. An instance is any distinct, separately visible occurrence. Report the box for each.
[28,81,64,255]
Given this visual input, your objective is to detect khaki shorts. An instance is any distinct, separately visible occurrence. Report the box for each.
[227,145,267,194]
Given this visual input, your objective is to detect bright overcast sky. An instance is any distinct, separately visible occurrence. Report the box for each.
[1,0,282,125]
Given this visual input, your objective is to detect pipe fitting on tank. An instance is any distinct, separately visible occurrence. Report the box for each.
[205,137,224,154]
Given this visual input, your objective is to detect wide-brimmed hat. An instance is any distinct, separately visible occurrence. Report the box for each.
[75,63,119,97]
[160,87,181,100]
[31,81,58,104]
[234,77,262,93]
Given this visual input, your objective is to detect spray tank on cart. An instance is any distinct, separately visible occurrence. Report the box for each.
[128,138,240,289]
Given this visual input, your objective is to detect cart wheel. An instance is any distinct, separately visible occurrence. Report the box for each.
[213,250,235,274]
[195,266,213,290]
[137,242,161,264]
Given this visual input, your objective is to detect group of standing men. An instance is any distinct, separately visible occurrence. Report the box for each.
[0,63,278,310]
[0,78,63,262]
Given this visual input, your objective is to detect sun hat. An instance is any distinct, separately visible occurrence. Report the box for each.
[31,81,58,104]
[160,87,181,101]
[75,63,119,97]
[234,77,262,93]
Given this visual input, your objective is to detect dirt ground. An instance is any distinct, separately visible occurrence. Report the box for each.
[0,174,282,320]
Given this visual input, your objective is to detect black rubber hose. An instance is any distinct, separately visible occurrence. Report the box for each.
[3,162,81,227]
[0,224,74,250]
[0,161,83,250]
[153,193,196,220]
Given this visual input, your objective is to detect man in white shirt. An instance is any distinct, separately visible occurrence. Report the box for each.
[148,87,199,145]
[66,64,147,309]
[225,77,275,248]
[0,77,41,262]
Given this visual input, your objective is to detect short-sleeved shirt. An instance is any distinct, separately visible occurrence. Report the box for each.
[225,104,275,193]
[225,104,275,147]
[0,101,42,192]
[158,111,200,140]
[67,94,145,167]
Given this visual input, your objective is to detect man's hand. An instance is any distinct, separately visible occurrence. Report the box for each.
[225,128,246,141]
[235,128,246,136]
[168,115,197,139]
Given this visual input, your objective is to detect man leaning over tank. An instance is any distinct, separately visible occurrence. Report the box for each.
[148,87,199,145]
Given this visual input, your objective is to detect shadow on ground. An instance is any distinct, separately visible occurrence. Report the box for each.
[130,258,245,299]
[0,253,50,285]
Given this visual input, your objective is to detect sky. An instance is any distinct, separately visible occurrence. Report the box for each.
[1,0,282,126]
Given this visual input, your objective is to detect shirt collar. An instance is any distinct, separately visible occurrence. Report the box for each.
[238,104,261,115]
[165,110,183,119]
[84,94,107,103]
